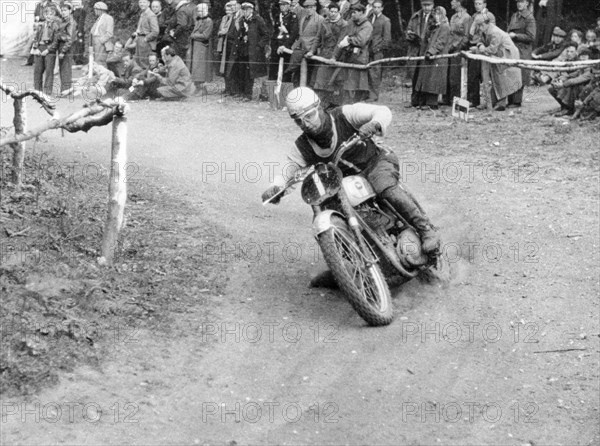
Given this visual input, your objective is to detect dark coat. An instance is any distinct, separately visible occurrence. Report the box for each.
[508,10,536,60]
[535,0,563,47]
[414,21,451,95]
[166,1,196,51]
[232,13,270,79]
[406,9,435,58]
[369,13,391,54]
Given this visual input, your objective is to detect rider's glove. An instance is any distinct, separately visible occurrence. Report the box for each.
[358,121,381,138]
[262,185,282,204]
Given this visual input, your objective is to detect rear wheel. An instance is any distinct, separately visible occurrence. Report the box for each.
[318,216,393,326]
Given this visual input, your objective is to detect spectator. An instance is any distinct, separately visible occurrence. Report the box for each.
[342,0,360,21]
[287,0,324,87]
[573,66,600,120]
[90,2,114,66]
[31,6,60,95]
[411,5,451,110]
[445,0,470,105]
[307,2,347,107]
[25,1,61,66]
[533,37,578,85]
[532,26,567,60]
[535,0,563,48]
[189,3,213,96]
[72,0,86,65]
[507,0,536,108]
[54,2,76,95]
[134,0,159,69]
[291,0,303,17]
[110,52,143,93]
[217,1,240,96]
[233,1,270,102]
[126,53,166,100]
[157,0,177,58]
[332,3,372,103]
[569,29,584,49]
[135,46,195,99]
[367,0,391,102]
[106,40,126,76]
[68,62,116,99]
[549,48,593,116]
[270,0,299,82]
[581,29,600,59]
[405,0,436,89]
[471,12,522,111]
[165,0,196,61]
[365,0,375,19]
[467,0,495,107]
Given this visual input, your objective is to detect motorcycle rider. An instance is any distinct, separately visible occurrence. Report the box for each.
[262,86,440,255]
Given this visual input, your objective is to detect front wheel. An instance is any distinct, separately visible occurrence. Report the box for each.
[318,216,393,326]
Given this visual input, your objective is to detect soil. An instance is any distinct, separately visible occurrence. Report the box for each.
[1,59,599,445]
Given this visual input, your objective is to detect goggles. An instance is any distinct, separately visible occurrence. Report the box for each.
[291,106,319,124]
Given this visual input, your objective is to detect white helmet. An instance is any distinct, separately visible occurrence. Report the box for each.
[285,87,321,119]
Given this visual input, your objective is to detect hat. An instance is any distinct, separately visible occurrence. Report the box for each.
[279,0,291,4]
[62,1,73,9]
[420,0,434,4]
[349,2,365,11]
[94,1,108,10]
[552,26,566,37]
[240,1,254,8]
[578,47,591,57]
[304,0,317,5]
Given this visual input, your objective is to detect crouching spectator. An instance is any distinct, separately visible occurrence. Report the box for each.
[65,62,116,100]
[125,46,195,100]
[109,52,143,95]
[572,67,600,120]
[548,48,593,116]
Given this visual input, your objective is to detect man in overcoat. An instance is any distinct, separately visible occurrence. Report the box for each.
[405,0,435,87]
[90,2,114,66]
[367,1,391,102]
[507,0,536,107]
[165,0,196,61]
[134,0,159,69]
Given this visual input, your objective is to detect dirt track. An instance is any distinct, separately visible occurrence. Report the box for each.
[1,60,599,445]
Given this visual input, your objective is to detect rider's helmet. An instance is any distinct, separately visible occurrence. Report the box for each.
[285,87,321,120]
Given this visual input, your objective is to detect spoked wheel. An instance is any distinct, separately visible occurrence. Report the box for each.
[318,216,393,326]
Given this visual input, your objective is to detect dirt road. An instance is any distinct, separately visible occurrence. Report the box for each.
[1,64,598,444]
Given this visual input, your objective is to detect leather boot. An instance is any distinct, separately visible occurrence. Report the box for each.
[381,186,440,254]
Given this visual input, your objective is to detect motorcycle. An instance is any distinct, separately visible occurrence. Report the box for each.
[263,134,441,326]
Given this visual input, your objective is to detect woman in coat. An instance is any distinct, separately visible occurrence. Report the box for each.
[413,6,451,109]
[507,0,536,107]
[189,3,213,95]
[472,13,522,111]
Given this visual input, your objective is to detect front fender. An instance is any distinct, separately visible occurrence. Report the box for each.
[312,210,346,238]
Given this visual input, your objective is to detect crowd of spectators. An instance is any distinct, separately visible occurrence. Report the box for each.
[25,0,600,119]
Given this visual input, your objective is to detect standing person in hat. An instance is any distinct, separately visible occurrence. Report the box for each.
[332,2,372,103]
[71,0,86,65]
[233,1,271,101]
[286,0,323,87]
[367,0,391,102]
[165,0,197,61]
[133,0,159,69]
[189,2,213,96]
[217,1,240,96]
[507,0,537,108]
[270,0,299,82]
[307,2,347,107]
[54,2,76,94]
[470,12,522,111]
[90,2,114,66]
[405,0,435,90]
[467,0,495,107]
[31,5,61,94]
[412,5,451,110]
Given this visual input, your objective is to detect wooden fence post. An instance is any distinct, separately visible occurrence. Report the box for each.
[300,59,308,87]
[460,56,468,100]
[100,104,128,266]
[10,98,26,188]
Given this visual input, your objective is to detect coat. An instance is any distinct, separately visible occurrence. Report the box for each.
[414,21,451,95]
[477,24,522,99]
[406,9,435,58]
[469,10,495,44]
[535,0,563,47]
[166,1,196,52]
[293,12,324,52]
[158,55,195,97]
[233,13,270,79]
[189,17,214,83]
[312,18,347,91]
[369,13,391,55]
[136,8,159,51]
[333,17,372,92]
[507,10,536,60]
[90,12,114,52]
[448,10,471,52]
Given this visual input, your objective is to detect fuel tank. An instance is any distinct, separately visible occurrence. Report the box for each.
[342,176,377,207]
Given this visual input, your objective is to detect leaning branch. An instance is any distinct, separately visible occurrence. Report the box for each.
[0,80,56,116]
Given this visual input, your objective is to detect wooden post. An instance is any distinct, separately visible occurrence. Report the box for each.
[100,104,127,266]
[88,46,94,79]
[300,58,308,87]
[10,98,26,188]
[481,61,492,110]
[460,56,468,100]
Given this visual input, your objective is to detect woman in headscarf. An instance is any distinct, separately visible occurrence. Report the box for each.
[189,2,213,96]
[412,5,451,109]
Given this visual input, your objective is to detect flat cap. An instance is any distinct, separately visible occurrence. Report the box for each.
[93,2,108,10]
[552,26,566,37]
[241,0,254,8]
[349,2,365,11]
[303,0,317,5]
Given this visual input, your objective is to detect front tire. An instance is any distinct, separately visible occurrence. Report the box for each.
[318,216,393,326]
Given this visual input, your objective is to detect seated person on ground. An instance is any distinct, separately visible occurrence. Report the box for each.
[548,48,593,116]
